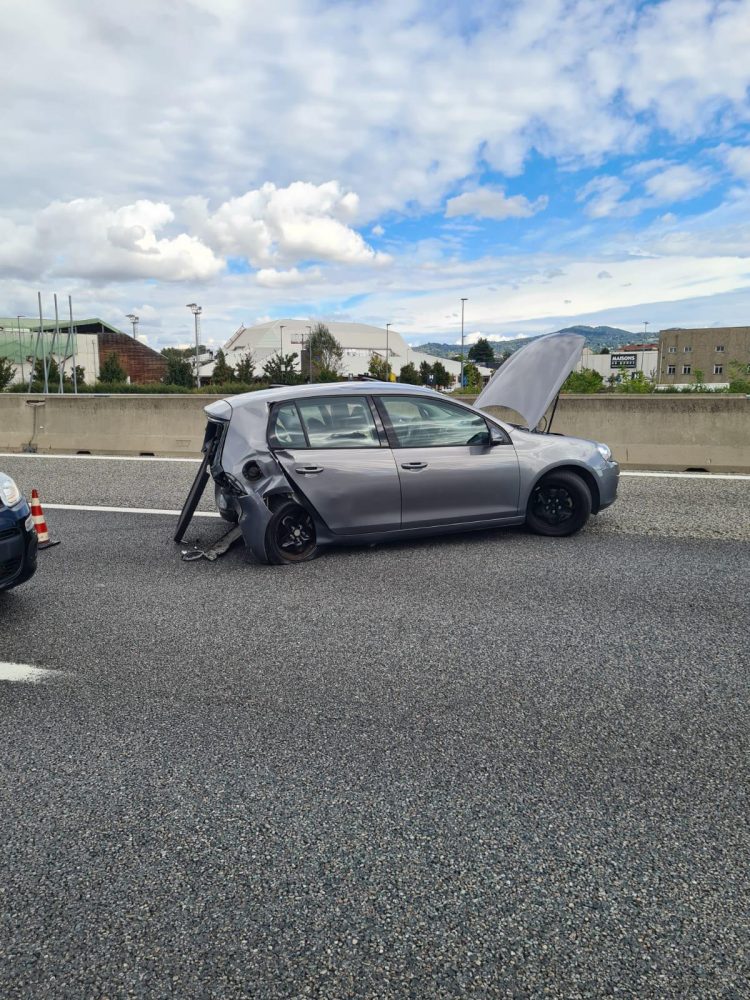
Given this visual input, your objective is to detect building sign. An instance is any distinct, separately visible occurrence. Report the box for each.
[610,352,637,369]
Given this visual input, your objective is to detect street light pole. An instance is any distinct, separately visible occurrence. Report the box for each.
[16,316,25,383]
[279,324,285,357]
[126,313,139,339]
[306,325,312,382]
[186,303,202,388]
[643,320,649,340]
[460,298,468,389]
[385,323,392,380]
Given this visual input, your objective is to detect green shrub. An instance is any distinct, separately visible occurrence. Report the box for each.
[562,368,604,393]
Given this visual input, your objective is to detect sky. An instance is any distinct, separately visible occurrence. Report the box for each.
[2,0,750,351]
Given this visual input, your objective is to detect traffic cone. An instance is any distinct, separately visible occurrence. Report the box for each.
[30,489,60,550]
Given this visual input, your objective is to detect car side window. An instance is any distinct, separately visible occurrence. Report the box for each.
[269,402,307,449]
[379,396,489,448]
[297,396,381,448]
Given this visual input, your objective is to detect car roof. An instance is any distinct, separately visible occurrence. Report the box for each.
[224,380,450,409]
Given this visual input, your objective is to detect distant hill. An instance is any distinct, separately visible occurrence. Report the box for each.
[415,325,653,361]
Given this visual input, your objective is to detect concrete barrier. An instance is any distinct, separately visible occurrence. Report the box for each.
[1,392,749,471]
[0,394,218,456]
[466,394,750,472]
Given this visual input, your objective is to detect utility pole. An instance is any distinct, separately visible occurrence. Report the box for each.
[186,303,202,387]
[385,323,392,380]
[460,298,468,389]
[279,324,285,357]
[643,320,649,341]
[306,325,312,382]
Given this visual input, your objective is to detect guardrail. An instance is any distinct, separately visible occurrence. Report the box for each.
[1,392,749,471]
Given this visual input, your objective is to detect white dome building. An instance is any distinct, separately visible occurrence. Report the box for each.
[199,318,490,383]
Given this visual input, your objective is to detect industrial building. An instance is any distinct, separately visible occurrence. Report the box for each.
[0,317,166,386]
[200,319,491,384]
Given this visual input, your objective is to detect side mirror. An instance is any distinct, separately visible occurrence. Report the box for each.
[488,423,507,446]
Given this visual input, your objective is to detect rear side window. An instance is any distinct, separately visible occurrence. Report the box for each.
[297,397,380,448]
[379,396,489,447]
[269,402,307,449]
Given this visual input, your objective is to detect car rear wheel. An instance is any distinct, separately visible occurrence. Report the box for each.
[526,470,591,537]
[265,501,318,564]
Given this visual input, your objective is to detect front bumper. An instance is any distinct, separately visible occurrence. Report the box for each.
[0,503,38,591]
[597,461,620,511]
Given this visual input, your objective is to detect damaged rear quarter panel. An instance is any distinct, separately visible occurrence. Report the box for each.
[210,393,299,562]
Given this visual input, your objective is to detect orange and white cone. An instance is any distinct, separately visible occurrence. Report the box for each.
[30,489,60,550]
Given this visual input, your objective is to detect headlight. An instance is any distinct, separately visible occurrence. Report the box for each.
[0,473,22,507]
[596,443,612,463]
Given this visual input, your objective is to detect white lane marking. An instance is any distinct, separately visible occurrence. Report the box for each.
[0,453,200,463]
[0,662,58,683]
[622,471,750,481]
[2,452,748,480]
[43,503,220,516]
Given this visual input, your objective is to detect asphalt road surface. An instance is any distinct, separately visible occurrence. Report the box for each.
[1,457,749,999]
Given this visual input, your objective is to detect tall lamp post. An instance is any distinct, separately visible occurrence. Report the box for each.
[460,298,468,389]
[16,316,26,382]
[306,325,313,382]
[126,313,139,339]
[385,323,392,380]
[186,303,202,388]
[279,324,285,357]
[643,320,649,340]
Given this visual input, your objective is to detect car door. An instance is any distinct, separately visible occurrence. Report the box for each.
[269,395,401,534]
[376,394,520,527]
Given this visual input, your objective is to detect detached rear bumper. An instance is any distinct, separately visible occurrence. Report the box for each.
[0,503,38,591]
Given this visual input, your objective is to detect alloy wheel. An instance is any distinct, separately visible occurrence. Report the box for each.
[276,509,316,557]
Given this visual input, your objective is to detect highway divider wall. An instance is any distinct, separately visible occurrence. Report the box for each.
[1,392,749,471]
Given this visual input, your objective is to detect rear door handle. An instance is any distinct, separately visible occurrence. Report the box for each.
[401,461,427,470]
[295,465,324,474]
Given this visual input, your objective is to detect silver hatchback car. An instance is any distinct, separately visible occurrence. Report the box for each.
[176,332,619,563]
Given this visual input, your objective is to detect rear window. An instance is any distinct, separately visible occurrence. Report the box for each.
[297,397,380,448]
[269,402,306,449]
[269,396,381,449]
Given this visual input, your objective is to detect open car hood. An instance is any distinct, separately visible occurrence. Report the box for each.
[473,331,585,429]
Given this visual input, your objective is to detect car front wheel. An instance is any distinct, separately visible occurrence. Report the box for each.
[526,470,592,537]
[265,500,319,564]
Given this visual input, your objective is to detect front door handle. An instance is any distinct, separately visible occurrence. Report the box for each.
[401,461,427,470]
[295,465,324,474]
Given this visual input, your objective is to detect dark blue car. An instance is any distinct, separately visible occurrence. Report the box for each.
[0,473,38,591]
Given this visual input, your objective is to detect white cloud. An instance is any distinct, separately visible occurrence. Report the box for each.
[4,1,749,219]
[188,181,389,267]
[722,145,750,181]
[577,176,636,218]
[578,163,717,217]
[445,188,548,221]
[256,266,322,288]
[643,164,716,202]
[0,198,223,282]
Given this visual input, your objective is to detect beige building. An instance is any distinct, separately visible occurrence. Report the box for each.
[658,326,750,388]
